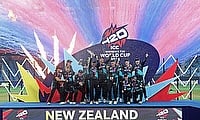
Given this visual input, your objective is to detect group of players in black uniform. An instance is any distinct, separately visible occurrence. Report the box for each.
[47,52,149,105]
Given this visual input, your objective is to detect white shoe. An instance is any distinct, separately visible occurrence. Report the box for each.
[72,102,76,104]
[145,98,148,101]
[69,102,73,104]
[103,99,107,103]
[90,101,93,104]
[127,102,130,104]
[113,101,118,104]
[59,102,66,105]
[47,102,51,105]
[69,102,76,104]
[98,99,102,103]
[80,102,86,104]
[119,98,123,102]
[95,101,99,104]
[109,101,112,104]
[138,101,142,104]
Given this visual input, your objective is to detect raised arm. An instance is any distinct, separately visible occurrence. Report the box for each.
[141,53,148,67]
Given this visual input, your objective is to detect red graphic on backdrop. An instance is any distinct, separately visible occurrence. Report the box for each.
[149,61,186,101]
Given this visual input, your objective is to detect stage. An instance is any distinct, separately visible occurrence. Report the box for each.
[0,100,200,109]
[1,100,200,120]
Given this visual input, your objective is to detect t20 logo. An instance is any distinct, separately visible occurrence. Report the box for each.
[101,24,128,45]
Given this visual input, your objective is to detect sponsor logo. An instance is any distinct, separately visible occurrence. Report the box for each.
[156,108,168,120]
[16,110,28,119]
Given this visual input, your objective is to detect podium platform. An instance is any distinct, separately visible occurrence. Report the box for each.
[1,100,200,120]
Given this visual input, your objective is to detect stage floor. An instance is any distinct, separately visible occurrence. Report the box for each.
[0,100,200,109]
